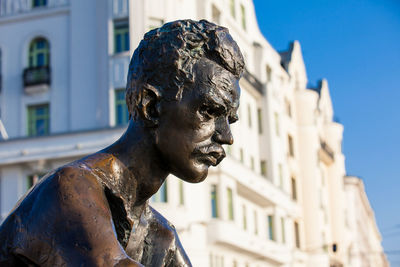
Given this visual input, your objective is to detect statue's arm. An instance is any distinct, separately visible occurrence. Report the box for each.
[146,206,192,267]
[168,228,192,267]
[38,167,143,267]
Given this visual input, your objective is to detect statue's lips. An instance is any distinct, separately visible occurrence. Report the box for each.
[193,145,226,166]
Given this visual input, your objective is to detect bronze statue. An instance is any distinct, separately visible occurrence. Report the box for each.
[0,20,244,266]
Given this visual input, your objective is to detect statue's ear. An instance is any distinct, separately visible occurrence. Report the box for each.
[137,84,161,127]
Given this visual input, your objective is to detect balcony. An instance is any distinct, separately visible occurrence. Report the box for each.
[23,66,51,94]
[319,140,335,165]
[243,69,264,95]
[212,156,300,216]
[207,220,291,264]
[0,0,69,18]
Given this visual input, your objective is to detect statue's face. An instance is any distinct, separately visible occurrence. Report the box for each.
[156,58,240,183]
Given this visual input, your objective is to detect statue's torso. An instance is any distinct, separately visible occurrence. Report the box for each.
[0,162,189,267]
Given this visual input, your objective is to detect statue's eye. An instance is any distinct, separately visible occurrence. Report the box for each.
[229,114,239,124]
[199,104,225,119]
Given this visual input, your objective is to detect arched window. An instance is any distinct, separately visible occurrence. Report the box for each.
[28,38,50,68]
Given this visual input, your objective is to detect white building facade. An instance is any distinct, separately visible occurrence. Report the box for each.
[344,176,389,267]
[0,0,388,266]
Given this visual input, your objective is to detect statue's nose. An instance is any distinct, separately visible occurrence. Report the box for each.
[213,118,234,145]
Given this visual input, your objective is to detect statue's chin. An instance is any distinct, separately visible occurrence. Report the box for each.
[174,167,209,184]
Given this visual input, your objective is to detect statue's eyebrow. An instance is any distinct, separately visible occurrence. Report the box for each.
[211,76,235,107]
[203,93,227,111]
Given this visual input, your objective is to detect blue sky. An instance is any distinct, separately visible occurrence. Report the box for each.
[252,0,400,265]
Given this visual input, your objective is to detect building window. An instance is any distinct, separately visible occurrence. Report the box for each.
[25,38,51,87]
[179,180,184,205]
[115,89,129,125]
[239,148,244,163]
[260,160,267,177]
[250,156,254,170]
[291,177,297,201]
[227,187,234,220]
[247,104,252,128]
[32,0,47,8]
[242,205,247,230]
[211,185,218,218]
[288,135,294,157]
[114,19,129,53]
[211,4,221,24]
[286,99,292,117]
[257,108,262,134]
[274,112,280,136]
[240,4,246,30]
[266,65,272,82]
[281,217,286,243]
[152,182,167,203]
[29,38,50,68]
[27,104,49,136]
[294,221,301,248]
[278,164,283,188]
[230,0,236,18]
[268,215,275,241]
[254,210,258,235]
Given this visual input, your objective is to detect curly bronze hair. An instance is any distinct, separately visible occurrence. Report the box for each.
[126,19,245,120]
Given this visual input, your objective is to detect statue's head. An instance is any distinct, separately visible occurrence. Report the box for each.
[126,19,245,183]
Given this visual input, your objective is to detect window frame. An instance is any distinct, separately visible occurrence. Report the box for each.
[294,221,301,248]
[211,184,219,218]
[114,19,130,53]
[268,214,275,241]
[27,103,50,137]
[227,187,234,221]
[240,4,246,30]
[242,204,247,230]
[281,217,286,243]
[179,180,184,205]
[257,108,262,134]
[114,88,129,126]
[291,177,297,201]
[288,134,294,157]
[230,0,236,18]
[28,38,50,68]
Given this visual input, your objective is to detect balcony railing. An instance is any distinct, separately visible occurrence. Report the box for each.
[243,69,264,94]
[23,66,51,87]
[207,220,291,264]
[0,0,69,18]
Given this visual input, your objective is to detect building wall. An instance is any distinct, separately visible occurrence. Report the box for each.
[344,176,389,267]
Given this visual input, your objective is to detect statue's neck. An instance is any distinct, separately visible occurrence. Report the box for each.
[85,120,169,218]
